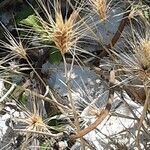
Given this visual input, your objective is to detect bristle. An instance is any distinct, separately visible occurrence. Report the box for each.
[13,43,27,59]
[88,105,103,117]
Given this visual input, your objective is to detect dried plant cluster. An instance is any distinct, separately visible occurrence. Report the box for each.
[0,24,27,59]
[53,9,79,54]
[0,0,150,149]
[36,0,81,55]
[135,35,150,71]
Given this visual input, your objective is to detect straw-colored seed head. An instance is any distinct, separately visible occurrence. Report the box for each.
[13,44,27,59]
[15,104,49,133]
[136,40,150,69]
[53,10,78,54]
[0,24,27,59]
[27,114,43,127]
[89,0,107,21]
[36,0,80,55]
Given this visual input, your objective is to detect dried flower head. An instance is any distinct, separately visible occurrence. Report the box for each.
[35,0,83,55]
[89,0,107,21]
[114,23,150,81]
[53,9,79,54]
[14,102,49,134]
[24,113,47,131]
[11,92,64,149]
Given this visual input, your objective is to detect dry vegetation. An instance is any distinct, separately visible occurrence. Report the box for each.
[0,0,150,149]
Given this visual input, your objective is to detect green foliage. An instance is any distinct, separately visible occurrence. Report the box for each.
[12,85,28,105]
[20,14,51,42]
[50,124,65,132]
[20,14,50,41]
[18,92,28,105]
[48,118,66,132]
[20,14,42,31]
[40,142,49,150]
[48,47,62,64]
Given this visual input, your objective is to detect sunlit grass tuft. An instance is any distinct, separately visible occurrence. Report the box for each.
[12,93,63,149]
[127,25,150,81]
[111,21,150,107]
[114,22,150,82]
[14,100,49,134]
[33,0,86,56]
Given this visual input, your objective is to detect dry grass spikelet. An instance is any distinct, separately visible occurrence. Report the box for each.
[89,0,107,21]
[113,24,150,105]
[36,0,81,55]
[53,9,79,54]
[15,104,49,133]
[135,39,150,70]
[0,24,27,59]
[127,25,150,81]
[12,99,55,149]
[116,23,150,81]
[25,114,47,131]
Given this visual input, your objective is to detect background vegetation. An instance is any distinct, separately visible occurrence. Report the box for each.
[0,0,150,149]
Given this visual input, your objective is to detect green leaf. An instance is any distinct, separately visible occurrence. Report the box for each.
[20,14,46,36]
[20,14,53,43]
[12,85,28,105]
[48,47,62,64]
[20,14,40,29]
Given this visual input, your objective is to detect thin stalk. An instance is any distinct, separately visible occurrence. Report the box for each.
[14,129,63,137]
[63,53,85,149]
[62,54,68,81]
[26,58,69,116]
[26,58,46,87]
